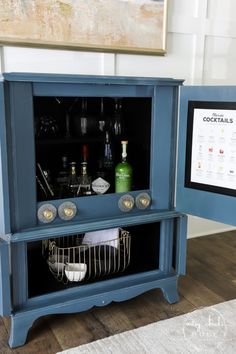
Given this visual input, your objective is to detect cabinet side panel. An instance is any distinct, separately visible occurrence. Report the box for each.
[175,215,187,275]
[0,81,11,235]
[0,240,11,316]
[151,86,178,210]
[6,82,37,231]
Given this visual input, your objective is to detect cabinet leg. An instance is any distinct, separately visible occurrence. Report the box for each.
[8,314,36,348]
[161,278,179,304]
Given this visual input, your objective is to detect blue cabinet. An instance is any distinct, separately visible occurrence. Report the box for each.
[0,73,210,348]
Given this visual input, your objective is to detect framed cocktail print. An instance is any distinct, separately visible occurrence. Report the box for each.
[0,0,167,55]
[185,101,236,197]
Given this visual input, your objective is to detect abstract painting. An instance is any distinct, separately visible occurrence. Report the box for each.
[0,0,167,55]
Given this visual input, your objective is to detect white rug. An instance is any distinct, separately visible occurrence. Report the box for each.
[57,299,236,354]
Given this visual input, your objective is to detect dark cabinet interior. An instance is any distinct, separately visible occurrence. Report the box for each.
[34,96,152,201]
[27,222,160,298]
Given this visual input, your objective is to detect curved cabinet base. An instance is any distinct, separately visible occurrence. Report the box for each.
[8,274,179,348]
[9,314,37,349]
[161,280,179,304]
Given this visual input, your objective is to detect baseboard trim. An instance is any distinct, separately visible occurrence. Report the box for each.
[188,226,236,239]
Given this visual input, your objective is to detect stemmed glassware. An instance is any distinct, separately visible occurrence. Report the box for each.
[112,98,122,136]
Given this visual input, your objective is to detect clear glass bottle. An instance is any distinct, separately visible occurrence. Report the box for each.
[104,131,114,171]
[77,144,92,196]
[67,162,79,197]
[77,162,92,196]
[115,141,132,193]
[93,131,113,194]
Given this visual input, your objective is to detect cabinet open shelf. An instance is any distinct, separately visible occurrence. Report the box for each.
[34,96,152,202]
[27,222,160,298]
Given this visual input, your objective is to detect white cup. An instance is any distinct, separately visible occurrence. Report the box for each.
[65,263,87,282]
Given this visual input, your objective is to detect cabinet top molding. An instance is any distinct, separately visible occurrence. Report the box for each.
[1,73,184,87]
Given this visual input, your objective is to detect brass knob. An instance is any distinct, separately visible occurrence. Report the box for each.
[43,209,54,221]
[58,202,77,221]
[37,203,57,223]
[123,199,134,209]
[64,207,74,217]
[135,193,151,210]
[118,194,135,212]
[139,197,150,208]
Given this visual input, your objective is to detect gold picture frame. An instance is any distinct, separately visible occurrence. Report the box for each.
[0,0,168,55]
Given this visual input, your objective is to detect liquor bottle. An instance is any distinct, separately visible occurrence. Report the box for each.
[92,131,113,194]
[67,162,79,197]
[76,144,92,196]
[77,162,92,196]
[56,155,69,198]
[104,131,114,171]
[115,141,132,193]
[82,143,89,163]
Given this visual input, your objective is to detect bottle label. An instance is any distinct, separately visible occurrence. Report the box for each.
[116,172,130,179]
[115,172,131,192]
[92,177,110,194]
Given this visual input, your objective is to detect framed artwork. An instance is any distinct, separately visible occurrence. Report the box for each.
[185,100,236,197]
[0,0,167,55]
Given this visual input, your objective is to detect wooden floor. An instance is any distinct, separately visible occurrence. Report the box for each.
[1,230,236,354]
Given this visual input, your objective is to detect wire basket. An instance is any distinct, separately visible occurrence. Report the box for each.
[42,228,131,283]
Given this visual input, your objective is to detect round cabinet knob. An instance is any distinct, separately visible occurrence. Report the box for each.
[58,202,77,221]
[37,204,57,223]
[43,209,54,220]
[64,208,74,217]
[118,194,135,212]
[135,193,151,210]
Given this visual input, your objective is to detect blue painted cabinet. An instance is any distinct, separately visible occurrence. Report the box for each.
[0,73,233,348]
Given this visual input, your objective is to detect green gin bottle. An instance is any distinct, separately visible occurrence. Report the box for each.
[115,141,132,193]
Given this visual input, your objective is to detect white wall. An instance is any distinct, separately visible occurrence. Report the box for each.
[1,0,236,237]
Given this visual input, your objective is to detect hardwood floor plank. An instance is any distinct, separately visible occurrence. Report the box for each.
[186,256,236,301]
[207,231,236,247]
[143,288,195,319]
[190,233,236,260]
[188,238,236,280]
[91,302,135,335]
[50,311,109,350]
[178,274,224,307]
[0,317,12,354]
[116,292,163,327]
[77,311,109,340]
